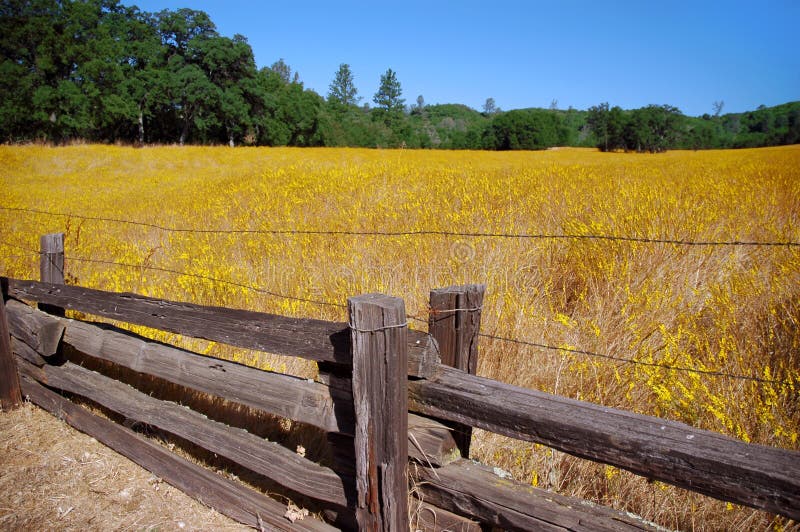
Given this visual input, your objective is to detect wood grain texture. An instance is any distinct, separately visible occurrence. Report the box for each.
[412,500,481,532]
[407,413,460,468]
[39,233,64,285]
[412,459,660,531]
[6,278,439,378]
[21,358,354,509]
[428,284,485,373]
[10,336,47,367]
[349,293,409,531]
[0,294,22,410]
[38,233,65,316]
[428,284,485,458]
[3,301,355,435]
[4,299,64,358]
[19,374,337,532]
[409,366,800,520]
[64,318,356,435]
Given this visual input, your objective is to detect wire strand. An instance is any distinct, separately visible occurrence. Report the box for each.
[4,206,799,247]
[2,224,796,387]
[64,255,347,310]
[2,245,792,387]
[348,321,409,333]
[478,332,794,386]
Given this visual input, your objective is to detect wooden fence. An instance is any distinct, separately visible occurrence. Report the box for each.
[1,233,798,531]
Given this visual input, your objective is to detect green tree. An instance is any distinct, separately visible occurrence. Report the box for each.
[373,68,404,114]
[607,106,627,150]
[483,109,561,150]
[193,34,258,146]
[249,68,291,145]
[156,7,216,57]
[328,63,359,107]
[625,105,682,152]
[32,80,92,141]
[0,0,64,140]
[154,7,224,144]
[371,68,406,143]
[77,1,153,141]
[482,97,498,115]
[117,7,169,144]
[166,56,220,145]
[278,83,324,146]
[587,103,627,151]
[270,58,293,83]
[587,103,610,151]
[411,94,425,115]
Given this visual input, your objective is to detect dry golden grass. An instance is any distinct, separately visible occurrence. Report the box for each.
[1,144,799,530]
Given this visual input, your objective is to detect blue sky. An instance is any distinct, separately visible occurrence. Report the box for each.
[129,0,799,116]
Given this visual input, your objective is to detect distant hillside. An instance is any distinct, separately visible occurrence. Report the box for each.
[0,1,796,150]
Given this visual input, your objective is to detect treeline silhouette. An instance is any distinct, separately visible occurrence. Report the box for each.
[1,0,798,150]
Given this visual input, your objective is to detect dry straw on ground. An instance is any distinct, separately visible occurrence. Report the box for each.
[0,401,248,531]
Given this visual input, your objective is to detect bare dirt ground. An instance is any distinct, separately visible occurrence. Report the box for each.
[0,401,250,531]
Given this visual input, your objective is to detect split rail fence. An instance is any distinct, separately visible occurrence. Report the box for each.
[1,233,798,531]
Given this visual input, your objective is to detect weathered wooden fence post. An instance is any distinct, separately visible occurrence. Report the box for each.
[39,232,65,316]
[0,279,22,410]
[348,293,409,531]
[428,284,486,457]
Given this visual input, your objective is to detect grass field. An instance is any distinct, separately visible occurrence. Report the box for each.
[2,144,799,530]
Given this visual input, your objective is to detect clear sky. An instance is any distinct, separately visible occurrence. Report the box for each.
[128,0,799,117]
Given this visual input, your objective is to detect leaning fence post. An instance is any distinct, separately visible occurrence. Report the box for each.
[39,232,65,316]
[428,284,486,457]
[348,293,409,531]
[0,279,22,410]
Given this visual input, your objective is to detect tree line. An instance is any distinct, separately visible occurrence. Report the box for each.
[2,0,798,150]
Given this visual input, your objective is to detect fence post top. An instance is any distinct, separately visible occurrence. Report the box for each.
[40,232,65,246]
[347,293,406,333]
[347,293,402,305]
[430,284,487,295]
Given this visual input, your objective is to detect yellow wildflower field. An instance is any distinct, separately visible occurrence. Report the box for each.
[1,144,799,530]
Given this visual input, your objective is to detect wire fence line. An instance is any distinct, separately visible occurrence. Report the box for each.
[1,243,794,387]
[4,205,800,247]
[71,256,349,309]
[476,333,793,386]
[2,244,346,310]
[4,207,800,387]
[0,254,37,264]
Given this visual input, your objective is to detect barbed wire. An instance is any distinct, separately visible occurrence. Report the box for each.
[0,255,36,263]
[3,206,799,247]
[3,242,42,257]
[2,238,796,387]
[1,244,346,310]
[67,255,348,310]
[477,332,795,386]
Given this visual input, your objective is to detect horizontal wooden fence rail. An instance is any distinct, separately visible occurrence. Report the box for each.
[19,355,353,507]
[6,277,800,523]
[3,283,662,531]
[6,297,355,434]
[411,459,658,531]
[19,374,337,532]
[409,366,800,520]
[8,276,799,521]
[1,231,798,529]
[5,278,440,379]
